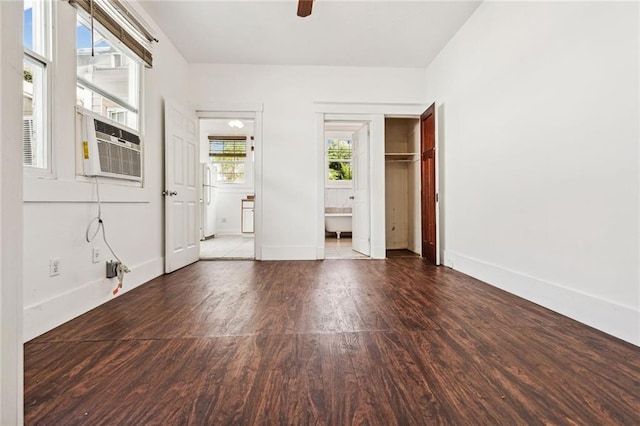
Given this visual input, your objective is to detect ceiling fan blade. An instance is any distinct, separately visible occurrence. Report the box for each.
[297,0,313,17]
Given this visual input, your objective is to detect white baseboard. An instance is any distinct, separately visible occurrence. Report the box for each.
[261,246,317,260]
[23,257,164,342]
[444,250,640,346]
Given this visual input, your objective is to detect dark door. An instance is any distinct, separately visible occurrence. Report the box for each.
[420,104,436,264]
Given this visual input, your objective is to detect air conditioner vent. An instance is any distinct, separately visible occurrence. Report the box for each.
[80,108,143,181]
[23,117,34,166]
[97,140,141,178]
[94,119,141,145]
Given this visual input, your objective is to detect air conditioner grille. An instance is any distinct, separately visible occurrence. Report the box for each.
[97,140,141,177]
[94,119,141,145]
[23,118,34,166]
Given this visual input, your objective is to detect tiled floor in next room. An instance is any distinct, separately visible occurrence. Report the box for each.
[200,235,254,259]
[325,236,368,259]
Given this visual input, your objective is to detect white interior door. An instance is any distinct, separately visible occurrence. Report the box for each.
[352,123,370,256]
[165,101,200,273]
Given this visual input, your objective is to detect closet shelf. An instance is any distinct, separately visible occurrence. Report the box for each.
[385,152,418,162]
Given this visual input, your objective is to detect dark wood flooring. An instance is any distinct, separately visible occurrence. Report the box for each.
[386,249,420,258]
[25,259,640,425]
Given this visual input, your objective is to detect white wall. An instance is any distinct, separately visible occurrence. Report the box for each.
[427,1,640,344]
[325,188,353,210]
[189,64,426,259]
[0,1,24,422]
[22,1,190,341]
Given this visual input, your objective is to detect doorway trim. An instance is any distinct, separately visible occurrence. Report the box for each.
[322,119,372,259]
[314,102,431,261]
[317,113,380,259]
[195,103,264,259]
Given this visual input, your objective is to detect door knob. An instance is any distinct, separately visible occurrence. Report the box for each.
[349,196,355,200]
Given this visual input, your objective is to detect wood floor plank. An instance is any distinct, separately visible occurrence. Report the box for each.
[25,258,640,424]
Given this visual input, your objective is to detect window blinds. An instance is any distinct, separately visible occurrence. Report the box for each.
[209,137,248,158]
[67,0,156,67]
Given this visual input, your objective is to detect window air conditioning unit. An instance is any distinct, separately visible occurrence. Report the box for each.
[79,107,143,181]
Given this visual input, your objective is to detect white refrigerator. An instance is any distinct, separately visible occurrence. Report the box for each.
[201,163,217,239]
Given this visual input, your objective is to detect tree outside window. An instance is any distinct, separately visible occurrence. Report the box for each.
[327,138,352,181]
[209,138,247,184]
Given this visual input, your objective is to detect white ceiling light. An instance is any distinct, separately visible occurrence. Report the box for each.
[228,120,244,129]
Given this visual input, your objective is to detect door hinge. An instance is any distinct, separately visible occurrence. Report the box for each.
[436,193,439,203]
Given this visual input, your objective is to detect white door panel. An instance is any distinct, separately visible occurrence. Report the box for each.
[173,201,184,250]
[165,102,200,273]
[352,123,370,256]
[187,144,196,188]
[187,202,197,246]
[173,137,183,185]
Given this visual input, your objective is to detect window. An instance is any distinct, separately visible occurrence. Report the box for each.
[108,109,127,125]
[23,0,52,170]
[76,16,141,129]
[209,138,247,184]
[327,138,353,183]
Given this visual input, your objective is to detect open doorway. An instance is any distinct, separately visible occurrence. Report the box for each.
[323,121,370,259]
[198,118,255,259]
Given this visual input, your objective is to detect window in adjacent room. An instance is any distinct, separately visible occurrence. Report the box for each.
[327,138,353,183]
[76,16,141,129]
[209,137,247,184]
[23,0,52,171]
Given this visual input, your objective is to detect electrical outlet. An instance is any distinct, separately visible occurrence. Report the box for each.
[49,257,61,277]
[106,260,120,279]
[92,247,101,263]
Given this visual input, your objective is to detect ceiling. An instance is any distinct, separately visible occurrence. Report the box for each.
[140,0,482,68]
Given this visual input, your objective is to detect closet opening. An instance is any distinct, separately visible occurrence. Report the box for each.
[384,116,421,258]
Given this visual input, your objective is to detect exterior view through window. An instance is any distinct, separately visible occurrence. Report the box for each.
[23,0,52,170]
[327,138,353,182]
[209,138,247,184]
[76,16,141,130]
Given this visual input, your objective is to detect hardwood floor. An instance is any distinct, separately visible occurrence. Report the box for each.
[25,259,640,424]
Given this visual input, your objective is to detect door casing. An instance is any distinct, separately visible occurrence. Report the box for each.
[195,106,264,260]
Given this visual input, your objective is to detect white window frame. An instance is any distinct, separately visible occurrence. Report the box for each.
[76,12,143,131]
[23,0,53,176]
[326,136,353,188]
[210,138,248,185]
